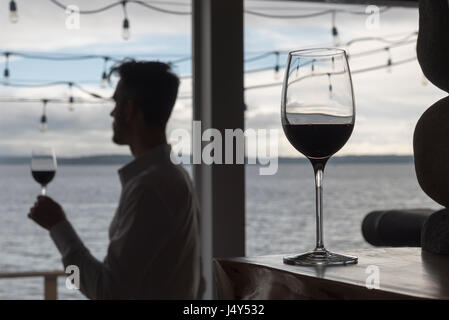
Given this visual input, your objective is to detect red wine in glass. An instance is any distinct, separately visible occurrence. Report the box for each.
[283,121,354,169]
[281,48,357,266]
[31,148,57,195]
[31,170,55,187]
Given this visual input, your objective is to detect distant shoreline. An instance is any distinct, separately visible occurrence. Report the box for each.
[0,155,414,165]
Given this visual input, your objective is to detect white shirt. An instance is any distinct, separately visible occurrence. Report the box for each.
[50,144,204,299]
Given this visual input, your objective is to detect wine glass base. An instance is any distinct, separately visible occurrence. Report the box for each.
[283,249,358,266]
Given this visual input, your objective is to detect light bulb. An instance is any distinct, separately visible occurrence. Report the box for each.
[9,1,18,23]
[3,68,9,85]
[100,57,110,87]
[40,100,48,132]
[122,18,130,40]
[40,115,47,132]
[332,27,340,46]
[68,96,74,111]
[67,83,74,110]
[101,71,108,88]
[331,10,339,47]
[274,65,280,80]
[9,11,18,23]
[4,52,10,83]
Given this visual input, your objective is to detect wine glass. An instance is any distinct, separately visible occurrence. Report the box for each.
[31,147,57,196]
[281,48,357,266]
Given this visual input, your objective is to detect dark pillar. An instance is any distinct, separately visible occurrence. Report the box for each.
[192,0,245,299]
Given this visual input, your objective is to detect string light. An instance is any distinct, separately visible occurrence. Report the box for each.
[41,1,392,42]
[0,50,193,86]
[0,2,419,115]
[0,34,419,119]
[7,2,394,43]
[245,6,390,19]
[331,10,340,46]
[3,53,10,84]
[0,97,107,102]
[0,40,417,91]
[101,57,110,88]
[244,31,417,62]
[244,56,417,92]
[40,99,48,132]
[122,1,130,40]
[0,31,417,86]
[9,0,18,23]
[0,80,108,100]
[47,1,389,18]
[50,0,191,15]
[0,55,419,106]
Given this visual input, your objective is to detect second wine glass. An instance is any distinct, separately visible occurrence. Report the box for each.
[31,147,57,196]
[281,48,357,266]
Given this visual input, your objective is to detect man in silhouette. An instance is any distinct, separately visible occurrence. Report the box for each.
[28,61,204,299]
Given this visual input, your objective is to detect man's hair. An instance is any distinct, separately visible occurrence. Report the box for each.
[110,60,180,129]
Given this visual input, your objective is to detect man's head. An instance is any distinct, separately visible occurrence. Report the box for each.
[110,60,180,146]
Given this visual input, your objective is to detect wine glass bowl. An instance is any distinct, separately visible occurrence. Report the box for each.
[281,48,357,266]
[31,147,57,196]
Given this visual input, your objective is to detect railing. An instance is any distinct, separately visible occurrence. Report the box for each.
[0,270,65,300]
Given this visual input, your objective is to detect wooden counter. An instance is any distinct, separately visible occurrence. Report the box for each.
[214,248,449,299]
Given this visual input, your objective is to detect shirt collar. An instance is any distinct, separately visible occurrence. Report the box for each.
[118,143,172,186]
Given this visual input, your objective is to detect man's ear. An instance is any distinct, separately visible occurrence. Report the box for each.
[124,100,138,123]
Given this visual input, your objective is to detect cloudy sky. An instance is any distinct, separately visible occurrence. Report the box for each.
[0,0,446,157]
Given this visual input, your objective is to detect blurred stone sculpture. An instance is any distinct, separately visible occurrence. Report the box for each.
[416,0,449,92]
[414,0,449,254]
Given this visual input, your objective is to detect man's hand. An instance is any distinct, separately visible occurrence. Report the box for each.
[28,196,67,231]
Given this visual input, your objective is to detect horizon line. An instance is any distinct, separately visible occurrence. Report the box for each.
[0,154,415,159]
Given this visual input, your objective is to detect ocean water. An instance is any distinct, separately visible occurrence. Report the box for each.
[0,163,441,299]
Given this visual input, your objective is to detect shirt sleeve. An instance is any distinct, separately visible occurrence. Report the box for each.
[49,186,177,299]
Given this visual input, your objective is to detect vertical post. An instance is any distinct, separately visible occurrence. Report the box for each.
[192,0,245,299]
[44,275,58,300]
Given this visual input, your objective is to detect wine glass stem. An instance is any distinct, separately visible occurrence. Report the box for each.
[314,168,324,250]
[41,186,47,196]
